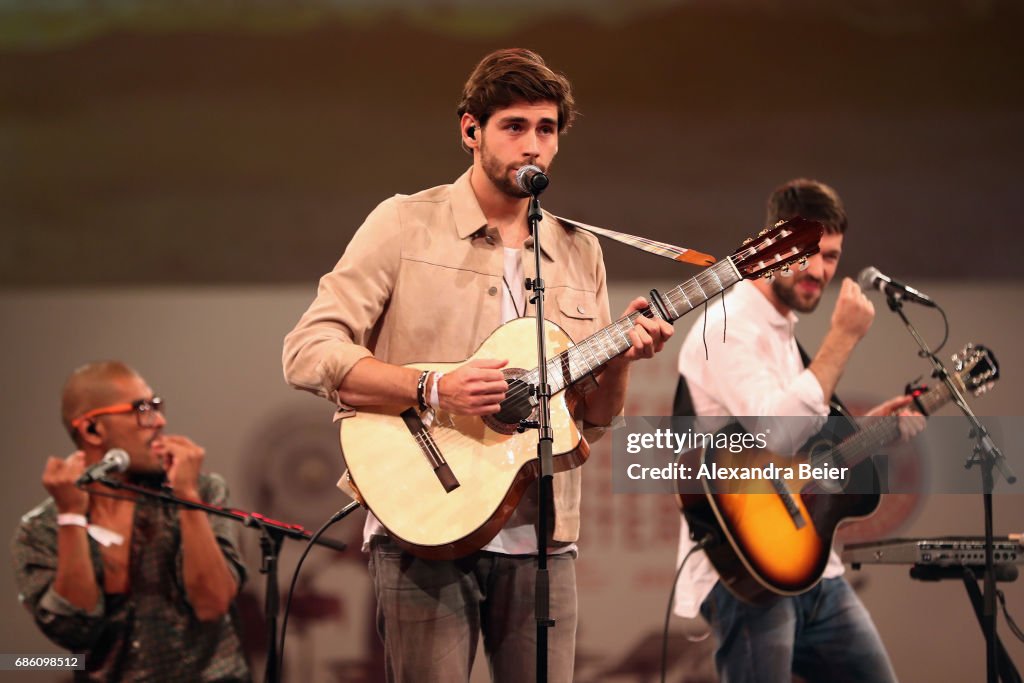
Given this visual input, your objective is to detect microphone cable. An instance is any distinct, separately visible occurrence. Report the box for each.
[660,535,714,683]
[277,500,361,682]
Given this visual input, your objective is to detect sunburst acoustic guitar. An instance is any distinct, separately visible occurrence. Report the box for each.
[677,343,999,604]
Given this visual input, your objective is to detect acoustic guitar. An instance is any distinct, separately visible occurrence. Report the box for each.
[341,218,824,559]
[677,343,999,604]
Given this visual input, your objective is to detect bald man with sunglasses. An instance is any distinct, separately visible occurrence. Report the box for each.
[11,361,250,682]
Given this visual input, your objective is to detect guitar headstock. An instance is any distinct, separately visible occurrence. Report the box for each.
[731,217,825,281]
[953,343,1000,396]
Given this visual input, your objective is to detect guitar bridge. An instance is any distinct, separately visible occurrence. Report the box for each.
[770,478,807,530]
[400,409,459,493]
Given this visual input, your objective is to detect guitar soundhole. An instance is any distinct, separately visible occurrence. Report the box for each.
[807,440,846,494]
[483,372,537,435]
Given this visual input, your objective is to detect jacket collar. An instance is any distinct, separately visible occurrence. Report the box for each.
[451,167,557,261]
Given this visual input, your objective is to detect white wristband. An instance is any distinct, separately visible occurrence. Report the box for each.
[430,371,444,410]
[56,513,125,547]
[56,513,88,528]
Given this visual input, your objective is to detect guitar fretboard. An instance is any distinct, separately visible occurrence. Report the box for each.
[808,383,952,474]
[520,257,742,393]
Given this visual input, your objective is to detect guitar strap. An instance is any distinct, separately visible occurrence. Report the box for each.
[554,216,717,267]
[796,341,851,417]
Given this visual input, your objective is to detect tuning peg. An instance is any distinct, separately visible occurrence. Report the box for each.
[742,237,753,245]
[779,264,793,277]
[763,270,774,281]
[952,343,975,365]
[798,257,809,271]
[758,228,769,237]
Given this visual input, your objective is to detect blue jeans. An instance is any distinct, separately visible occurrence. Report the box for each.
[699,577,898,683]
[368,536,578,683]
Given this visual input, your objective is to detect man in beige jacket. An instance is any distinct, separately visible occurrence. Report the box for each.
[283,48,672,683]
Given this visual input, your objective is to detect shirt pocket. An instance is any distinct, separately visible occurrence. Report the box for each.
[552,289,599,344]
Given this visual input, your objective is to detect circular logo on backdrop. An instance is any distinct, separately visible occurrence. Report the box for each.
[241,405,361,536]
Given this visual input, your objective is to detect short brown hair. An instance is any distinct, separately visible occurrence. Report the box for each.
[456,48,577,132]
[766,178,848,234]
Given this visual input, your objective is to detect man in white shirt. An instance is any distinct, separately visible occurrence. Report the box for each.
[673,179,923,682]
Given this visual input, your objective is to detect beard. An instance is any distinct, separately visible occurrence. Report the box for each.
[479,138,539,199]
[772,274,824,314]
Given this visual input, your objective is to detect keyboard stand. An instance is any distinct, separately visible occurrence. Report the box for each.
[910,564,1021,683]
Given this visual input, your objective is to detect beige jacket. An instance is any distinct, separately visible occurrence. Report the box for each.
[282,168,613,542]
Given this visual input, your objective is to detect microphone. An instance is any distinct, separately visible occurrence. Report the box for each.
[857,266,936,307]
[515,165,549,196]
[77,448,130,485]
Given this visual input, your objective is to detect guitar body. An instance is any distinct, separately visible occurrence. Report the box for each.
[678,344,1000,605]
[679,417,881,605]
[340,317,589,560]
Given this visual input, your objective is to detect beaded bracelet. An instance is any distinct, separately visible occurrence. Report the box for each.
[416,370,430,412]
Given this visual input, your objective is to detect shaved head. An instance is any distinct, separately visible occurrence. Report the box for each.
[61,360,141,443]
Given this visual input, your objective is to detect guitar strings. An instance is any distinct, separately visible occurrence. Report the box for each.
[801,387,945,495]
[419,258,742,431]
[428,241,803,457]
[421,255,756,452]
[496,259,735,410]
[425,254,763,452]
[489,259,740,413]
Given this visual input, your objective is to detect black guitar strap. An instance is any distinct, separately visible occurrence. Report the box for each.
[796,341,851,418]
[671,375,696,417]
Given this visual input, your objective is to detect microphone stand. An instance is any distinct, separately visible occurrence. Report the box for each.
[522,189,555,683]
[93,476,355,683]
[885,292,1017,683]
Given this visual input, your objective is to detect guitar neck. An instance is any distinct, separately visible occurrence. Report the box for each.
[820,383,953,470]
[522,257,743,393]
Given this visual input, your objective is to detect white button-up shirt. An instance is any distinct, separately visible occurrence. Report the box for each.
[673,280,844,618]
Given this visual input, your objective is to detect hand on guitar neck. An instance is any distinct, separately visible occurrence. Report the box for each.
[608,296,674,366]
[584,296,674,426]
[863,394,927,441]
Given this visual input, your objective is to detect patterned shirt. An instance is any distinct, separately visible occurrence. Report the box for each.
[11,473,251,682]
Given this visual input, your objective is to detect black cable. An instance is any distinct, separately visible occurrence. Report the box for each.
[997,588,1024,643]
[277,501,360,682]
[700,294,728,361]
[933,303,950,355]
[721,292,727,344]
[701,300,709,361]
[909,302,949,357]
[660,536,713,683]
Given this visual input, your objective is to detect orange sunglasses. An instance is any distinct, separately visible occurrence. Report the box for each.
[71,397,165,430]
